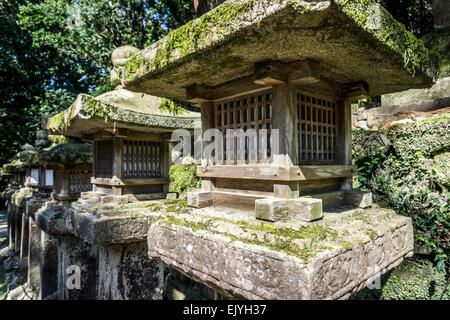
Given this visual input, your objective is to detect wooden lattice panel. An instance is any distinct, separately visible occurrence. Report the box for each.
[296,92,337,162]
[122,140,161,178]
[95,140,114,178]
[214,89,273,163]
[69,170,92,193]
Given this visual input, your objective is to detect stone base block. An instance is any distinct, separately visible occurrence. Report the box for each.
[187,191,213,208]
[312,190,372,209]
[35,206,70,236]
[63,205,156,245]
[255,197,322,222]
[58,236,98,300]
[39,232,58,299]
[27,218,41,291]
[147,206,414,299]
[343,190,372,208]
[81,192,103,201]
[26,199,46,219]
[255,198,287,222]
[288,197,323,221]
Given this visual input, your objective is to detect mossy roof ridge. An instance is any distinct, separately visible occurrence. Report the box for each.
[12,143,92,166]
[95,88,199,117]
[34,143,92,165]
[121,0,436,100]
[47,90,200,136]
[1,160,25,174]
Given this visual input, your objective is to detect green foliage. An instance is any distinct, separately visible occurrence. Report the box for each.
[375,0,434,38]
[421,28,450,78]
[351,257,450,300]
[353,115,450,273]
[159,98,187,115]
[169,163,200,195]
[0,0,194,166]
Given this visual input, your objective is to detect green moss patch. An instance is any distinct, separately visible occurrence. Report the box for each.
[337,0,438,79]
[169,164,200,195]
[351,257,450,300]
[353,114,450,269]
[157,213,339,263]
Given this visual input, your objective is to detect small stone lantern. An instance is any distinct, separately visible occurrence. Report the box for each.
[47,88,200,203]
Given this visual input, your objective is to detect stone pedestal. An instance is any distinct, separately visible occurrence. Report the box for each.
[20,213,29,269]
[7,203,15,251]
[97,242,163,300]
[39,232,58,299]
[14,208,22,253]
[27,218,41,291]
[147,205,414,299]
[57,236,98,300]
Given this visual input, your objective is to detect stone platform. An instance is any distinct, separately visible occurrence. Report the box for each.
[146,203,414,299]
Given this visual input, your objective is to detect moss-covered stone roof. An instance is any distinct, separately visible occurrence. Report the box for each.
[13,142,92,167]
[34,143,92,165]
[47,88,200,137]
[1,160,25,174]
[120,0,437,100]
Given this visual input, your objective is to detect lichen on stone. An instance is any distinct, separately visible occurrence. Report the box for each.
[336,0,438,79]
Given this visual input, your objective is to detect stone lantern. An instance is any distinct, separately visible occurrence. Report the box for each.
[117,0,437,222]
[47,88,200,204]
[43,65,200,299]
[115,0,437,299]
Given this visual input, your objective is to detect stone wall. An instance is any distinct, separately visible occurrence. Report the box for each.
[353,114,449,260]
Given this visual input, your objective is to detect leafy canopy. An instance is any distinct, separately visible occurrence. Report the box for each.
[0,0,194,165]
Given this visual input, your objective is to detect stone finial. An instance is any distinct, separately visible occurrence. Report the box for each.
[110,45,140,86]
[111,45,140,67]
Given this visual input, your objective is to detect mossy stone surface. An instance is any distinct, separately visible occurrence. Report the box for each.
[146,204,414,299]
[47,89,200,137]
[121,0,436,100]
[351,257,450,300]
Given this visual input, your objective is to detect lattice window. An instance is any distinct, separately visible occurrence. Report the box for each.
[296,93,337,162]
[122,140,161,178]
[69,170,92,193]
[214,89,273,163]
[95,140,113,178]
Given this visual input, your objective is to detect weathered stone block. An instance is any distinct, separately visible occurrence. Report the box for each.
[312,191,346,209]
[147,206,414,299]
[311,190,372,209]
[39,232,58,299]
[287,197,323,221]
[187,191,213,208]
[57,236,98,300]
[19,213,29,269]
[81,192,102,201]
[35,206,71,236]
[343,190,372,208]
[255,198,287,222]
[98,242,163,300]
[27,218,41,291]
[63,205,157,245]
